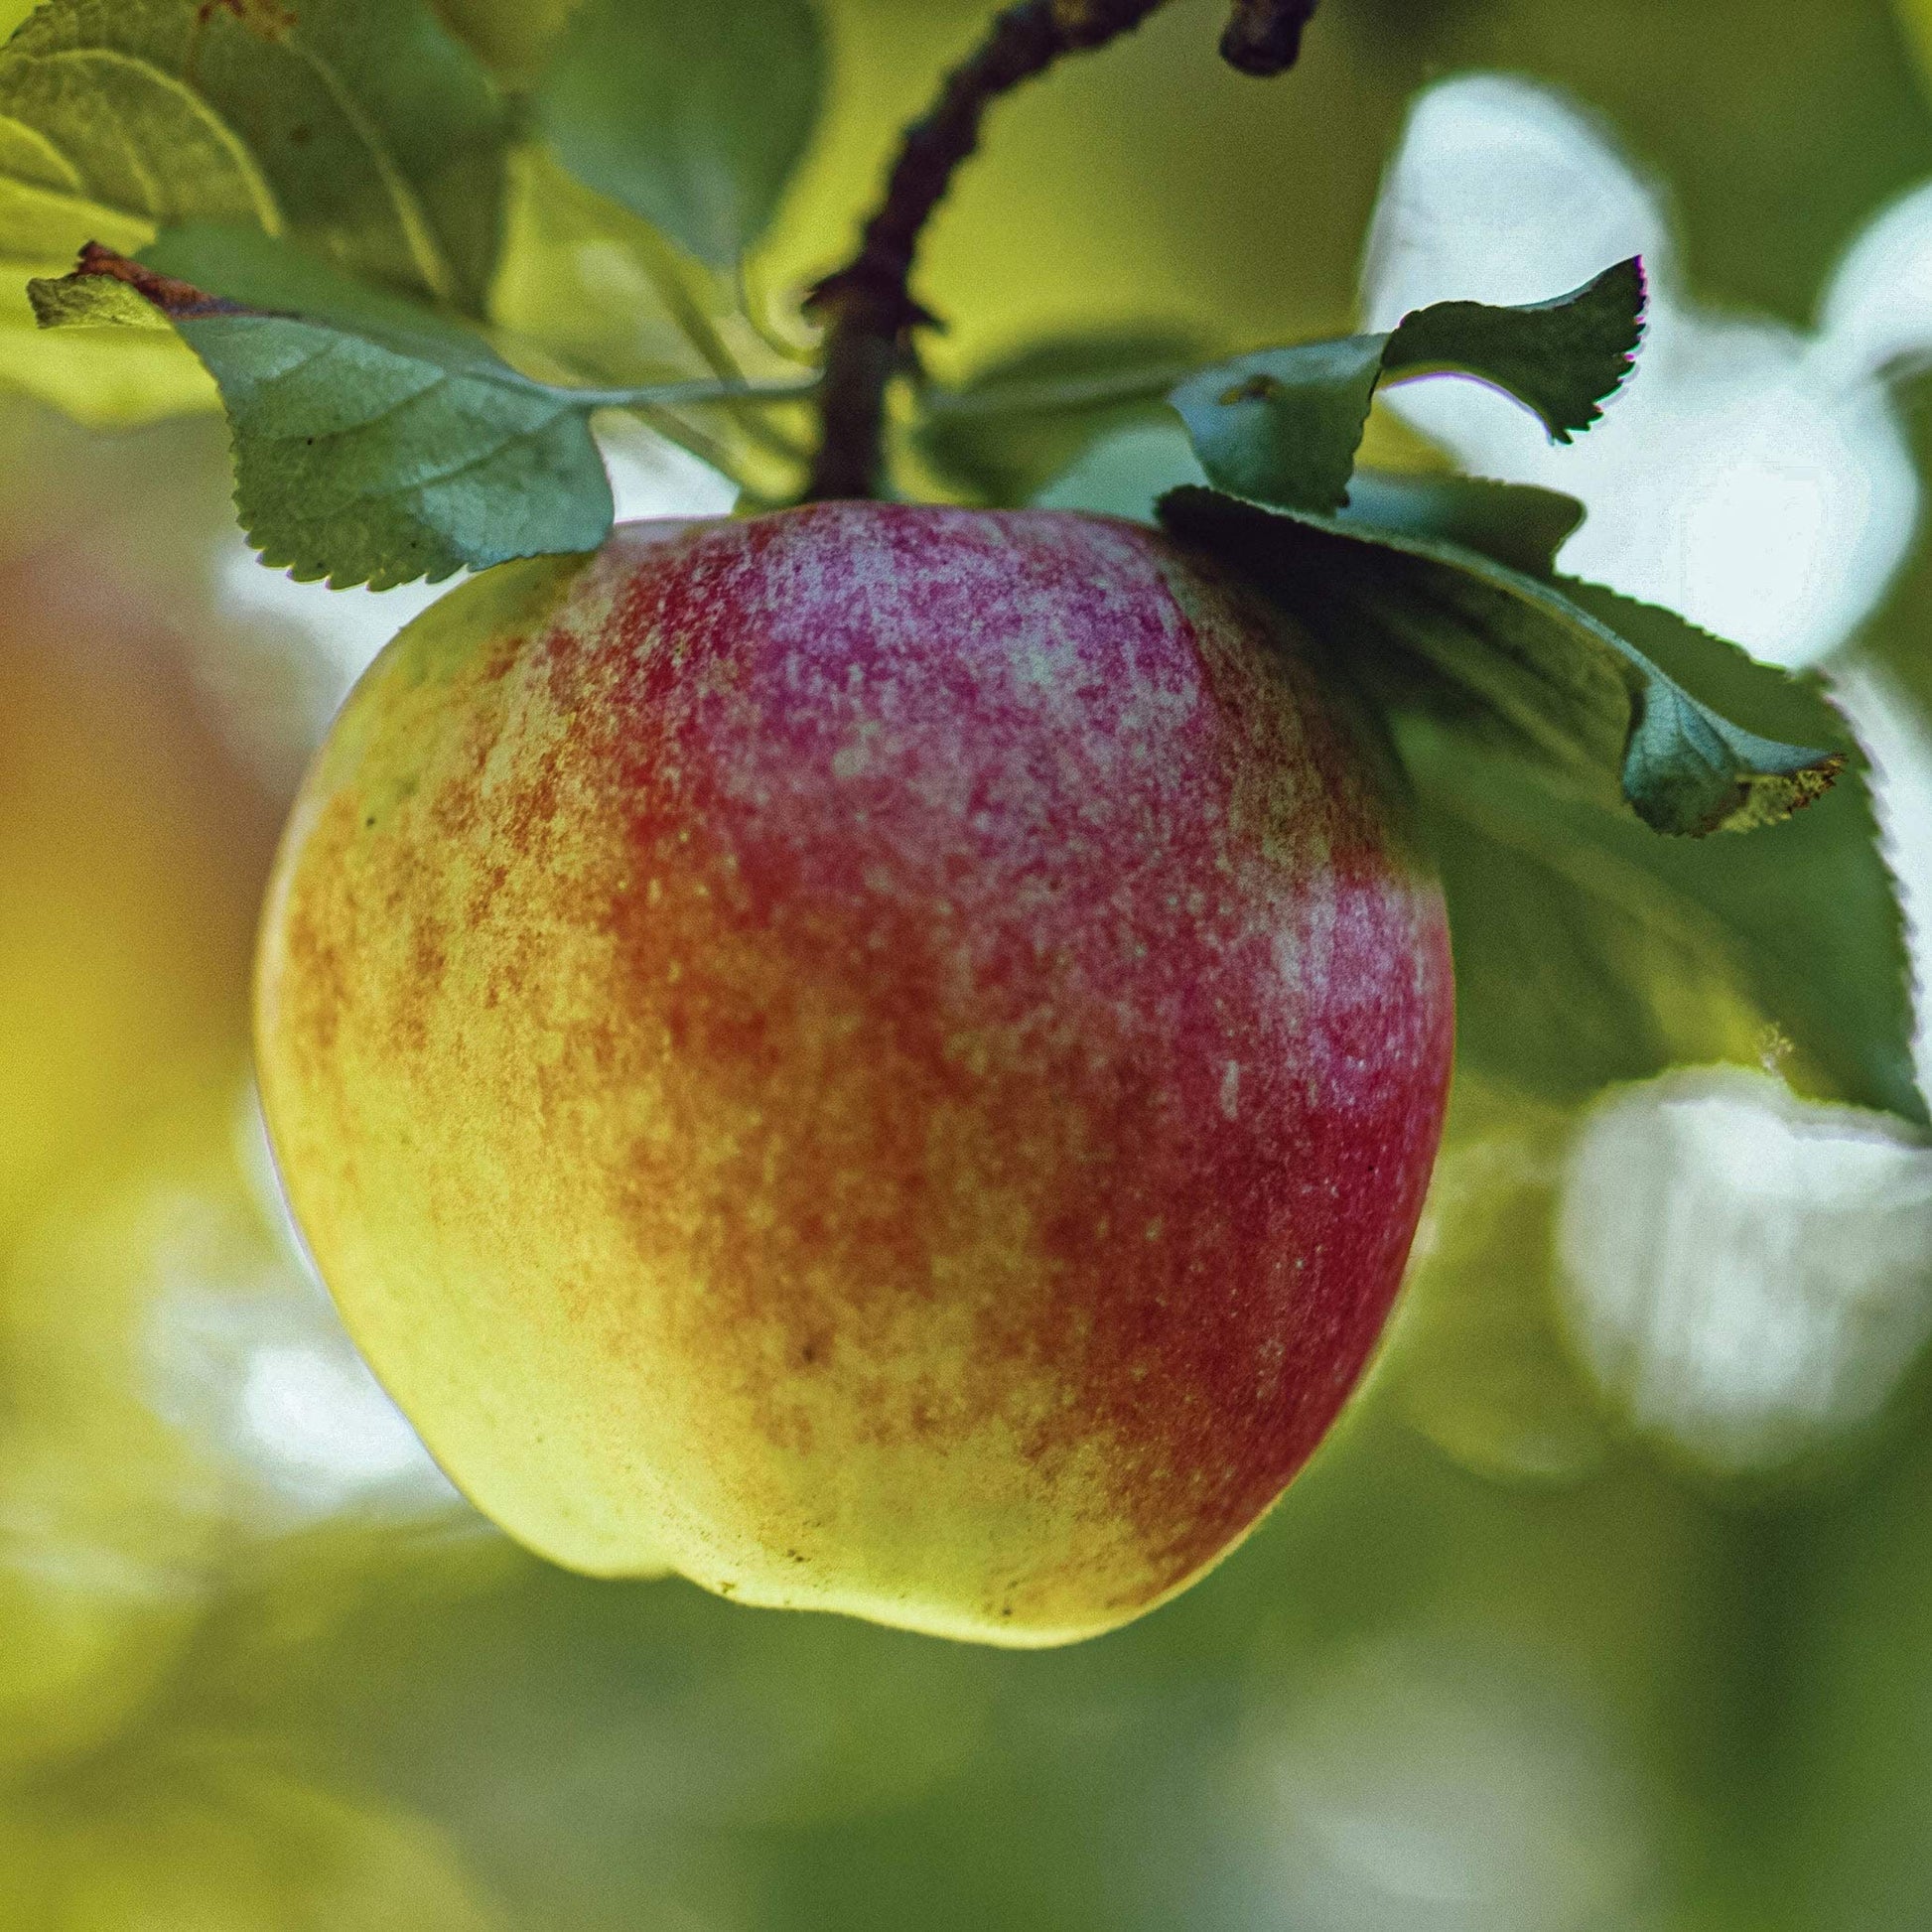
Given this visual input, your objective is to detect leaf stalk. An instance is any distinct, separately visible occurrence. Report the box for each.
[564,375,822,411]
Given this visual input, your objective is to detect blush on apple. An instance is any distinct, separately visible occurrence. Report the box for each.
[255,503,1452,1645]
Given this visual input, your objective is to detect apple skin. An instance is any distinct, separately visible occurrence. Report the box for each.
[255,503,1452,1645]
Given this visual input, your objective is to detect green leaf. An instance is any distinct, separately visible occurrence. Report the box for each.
[427,0,582,82]
[1172,335,1385,515]
[1170,259,1644,515]
[1404,723,1924,1127]
[0,0,511,307]
[34,226,611,588]
[491,145,737,392]
[34,226,807,585]
[1160,484,1841,837]
[1031,418,1584,581]
[1334,472,1584,580]
[0,0,512,422]
[533,0,825,269]
[1380,257,1647,443]
[1033,419,1207,518]
[915,332,1207,507]
[1570,579,1850,836]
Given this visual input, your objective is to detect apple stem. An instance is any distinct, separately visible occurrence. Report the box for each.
[800,0,1320,504]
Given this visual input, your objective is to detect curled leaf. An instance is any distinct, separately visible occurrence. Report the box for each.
[1161,483,1841,838]
[1170,259,1644,515]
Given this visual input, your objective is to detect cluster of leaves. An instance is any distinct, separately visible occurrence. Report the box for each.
[0,0,1920,1134]
[917,264,1921,1132]
[1,0,826,576]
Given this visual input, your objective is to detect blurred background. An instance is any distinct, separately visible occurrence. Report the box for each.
[10,0,1932,1925]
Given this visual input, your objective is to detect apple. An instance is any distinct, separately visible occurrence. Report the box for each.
[254,503,1452,1645]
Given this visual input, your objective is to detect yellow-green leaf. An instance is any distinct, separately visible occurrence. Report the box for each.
[0,0,512,421]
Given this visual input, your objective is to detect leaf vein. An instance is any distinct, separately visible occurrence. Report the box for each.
[11,46,283,232]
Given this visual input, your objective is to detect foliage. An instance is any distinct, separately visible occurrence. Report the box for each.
[1159,484,1841,838]
[37,229,618,588]
[0,0,510,418]
[1159,475,1917,1121]
[1406,726,1920,1121]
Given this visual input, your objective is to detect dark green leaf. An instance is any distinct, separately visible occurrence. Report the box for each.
[1161,485,1840,837]
[35,227,611,588]
[1170,335,1385,514]
[1560,579,1851,831]
[426,0,582,82]
[0,0,512,312]
[1170,260,1644,515]
[1335,472,1584,580]
[916,332,1204,507]
[1404,723,1924,1126]
[533,0,825,269]
[1381,258,1647,443]
[1029,418,1205,519]
[1033,420,1584,579]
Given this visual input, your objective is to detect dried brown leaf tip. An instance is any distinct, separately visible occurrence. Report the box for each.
[68,243,241,321]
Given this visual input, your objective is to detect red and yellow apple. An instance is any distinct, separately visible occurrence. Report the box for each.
[255,504,1451,1644]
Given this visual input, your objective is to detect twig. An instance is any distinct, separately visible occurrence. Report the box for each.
[801,0,1321,501]
[1220,0,1320,74]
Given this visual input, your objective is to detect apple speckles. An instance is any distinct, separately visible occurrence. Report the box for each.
[1220,1059,1243,1119]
